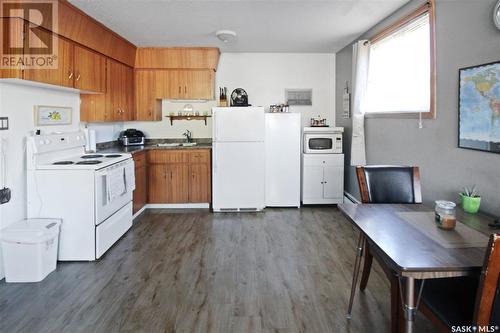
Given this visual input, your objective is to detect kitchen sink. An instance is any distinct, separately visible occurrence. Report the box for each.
[156,142,197,147]
[156,143,181,147]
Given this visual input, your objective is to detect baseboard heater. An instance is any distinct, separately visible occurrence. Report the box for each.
[218,207,259,212]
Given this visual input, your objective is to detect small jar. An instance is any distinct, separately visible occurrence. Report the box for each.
[435,200,457,230]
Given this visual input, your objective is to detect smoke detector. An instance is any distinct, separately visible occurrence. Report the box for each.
[215,30,237,43]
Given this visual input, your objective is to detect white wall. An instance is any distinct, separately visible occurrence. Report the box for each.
[127,53,336,139]
[126,100,216,139]
[0,82,81,279]
[216,53,336,127]
[86,122,124,144]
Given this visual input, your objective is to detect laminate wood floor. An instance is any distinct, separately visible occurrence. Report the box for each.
[0,207,437,333]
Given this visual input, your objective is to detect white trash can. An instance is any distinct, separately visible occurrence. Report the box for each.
[1,218,61,283]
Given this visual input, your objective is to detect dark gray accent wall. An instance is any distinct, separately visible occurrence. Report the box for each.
[336,0,500,216]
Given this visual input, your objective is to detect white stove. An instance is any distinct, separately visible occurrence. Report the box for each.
[37,153,130,170]
[27,132,134,261]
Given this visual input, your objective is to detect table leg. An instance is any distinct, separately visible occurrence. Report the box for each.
[346,233,364,318]
[404,277,416,333]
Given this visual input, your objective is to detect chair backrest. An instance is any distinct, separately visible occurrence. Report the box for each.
[474,233,500,327]
[356,165,422,204]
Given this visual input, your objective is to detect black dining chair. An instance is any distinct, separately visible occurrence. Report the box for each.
[417,233,500,332]
[347,165,422,332]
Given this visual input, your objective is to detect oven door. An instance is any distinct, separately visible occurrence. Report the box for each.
[304,134,335,153]
[94,159,134,225]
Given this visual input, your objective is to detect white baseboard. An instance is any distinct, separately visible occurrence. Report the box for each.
[132,205,147,220]
[146,203,210,209]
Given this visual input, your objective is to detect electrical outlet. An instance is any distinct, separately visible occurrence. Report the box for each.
[0,117,8,130]
[0,187,11,204]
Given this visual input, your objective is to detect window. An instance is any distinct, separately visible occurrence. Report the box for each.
[365,2,435,117]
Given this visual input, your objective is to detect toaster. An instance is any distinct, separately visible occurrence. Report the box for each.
[119,129,145,146]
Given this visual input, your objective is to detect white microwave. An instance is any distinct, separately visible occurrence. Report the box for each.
[303,127,344,154]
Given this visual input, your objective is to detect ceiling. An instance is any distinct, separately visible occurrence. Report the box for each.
[68,0,409,53]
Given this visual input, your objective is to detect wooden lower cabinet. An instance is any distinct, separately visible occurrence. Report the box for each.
[147,149,211,204]
[132,151,148,214]
[189,163,211,203]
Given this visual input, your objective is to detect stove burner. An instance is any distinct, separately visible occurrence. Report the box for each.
[76,160,102,165]
[53,161,74,165]
[81,154,104,159]
[105,154,122,158]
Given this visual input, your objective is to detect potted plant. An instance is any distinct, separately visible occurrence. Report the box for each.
[460,185,481,214]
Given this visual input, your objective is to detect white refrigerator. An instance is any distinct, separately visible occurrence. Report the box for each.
[265,113,301,207]
[212,107,265,212]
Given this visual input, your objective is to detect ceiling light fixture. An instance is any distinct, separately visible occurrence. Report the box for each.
[215,30,237,43]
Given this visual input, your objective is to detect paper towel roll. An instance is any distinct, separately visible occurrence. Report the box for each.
[87,129,96,152]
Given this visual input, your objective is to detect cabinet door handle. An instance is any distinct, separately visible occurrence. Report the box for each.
[170,171,173,179]
[184,86,187,94]
[68,71,73,79]
[178,86,181,94]
[75,73,81,81]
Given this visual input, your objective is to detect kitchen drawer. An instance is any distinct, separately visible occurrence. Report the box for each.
[189,149,210,164]
[148,150,189,164]
[133,151,147,169]
[303,154,344,166]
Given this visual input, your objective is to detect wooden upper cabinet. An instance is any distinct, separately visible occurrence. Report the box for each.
[0,17,24,79]
[135,70,162,121]
[135,48,220,70]
[153,69,214,100]
[108,60,134,121]
[185,70,214,100]
[24,33,74,88]
[155,70,182,99]
[81,58,134,122]
[57,1,136,67]
[135,48,218,103]
[73,45,106,93]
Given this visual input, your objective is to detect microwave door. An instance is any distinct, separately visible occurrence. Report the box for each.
[309,138,333,150]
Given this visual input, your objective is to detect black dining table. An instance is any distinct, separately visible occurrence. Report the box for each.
[338,202,495,333]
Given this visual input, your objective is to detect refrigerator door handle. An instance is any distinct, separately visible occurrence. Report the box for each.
[213,147,217,172]
[214,113,219,140]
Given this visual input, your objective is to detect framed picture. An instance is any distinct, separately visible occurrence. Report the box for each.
[458,61,500,153]
[286,89,312,106]
[34,106,72,126]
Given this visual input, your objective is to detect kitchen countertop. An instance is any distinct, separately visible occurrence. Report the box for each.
[97,143,212,155]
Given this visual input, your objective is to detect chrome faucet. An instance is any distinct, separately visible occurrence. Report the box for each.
[183,130,192,143]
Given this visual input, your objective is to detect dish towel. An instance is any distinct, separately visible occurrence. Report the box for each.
[106,167,126,204]
[124,162,136,193]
